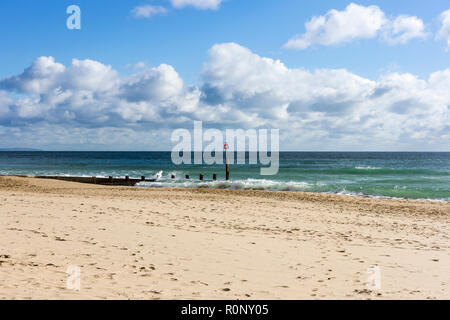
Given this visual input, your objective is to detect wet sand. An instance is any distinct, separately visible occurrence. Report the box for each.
[0,176,449,300]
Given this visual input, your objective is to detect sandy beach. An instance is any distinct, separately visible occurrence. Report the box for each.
[0,175,449,300]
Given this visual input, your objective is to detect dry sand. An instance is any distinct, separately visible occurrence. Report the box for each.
[0,176,449,300]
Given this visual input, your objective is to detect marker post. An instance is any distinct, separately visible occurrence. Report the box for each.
[224,143,230,181]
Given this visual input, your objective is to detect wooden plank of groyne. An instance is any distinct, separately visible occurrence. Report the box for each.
[35,176,156,186]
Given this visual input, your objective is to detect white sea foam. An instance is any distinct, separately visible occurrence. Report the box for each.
[152,171,163,180]
[137,177,313,192]
[136,176,450,202]
[2,170,448,202]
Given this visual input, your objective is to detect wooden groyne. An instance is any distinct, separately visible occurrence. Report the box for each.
[35,176,156,186]
[13,171,224,187]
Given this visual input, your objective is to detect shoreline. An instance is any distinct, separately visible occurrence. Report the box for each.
[1,176,449,299]
[2,174,449,204]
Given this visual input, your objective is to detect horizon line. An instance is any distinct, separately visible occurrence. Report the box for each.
[1,150,450,153]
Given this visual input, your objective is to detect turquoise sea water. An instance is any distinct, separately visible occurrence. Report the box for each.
[0,152,449,201]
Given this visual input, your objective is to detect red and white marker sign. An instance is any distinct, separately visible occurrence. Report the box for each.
[224,143,229,150]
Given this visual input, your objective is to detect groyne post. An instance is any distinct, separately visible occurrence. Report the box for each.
[224,143,230,181]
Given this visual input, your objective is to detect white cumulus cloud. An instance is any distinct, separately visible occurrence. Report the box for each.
[383,15,428,44]
[284,3,386,49]
[170,0,222,10]
[0,56,65,94]
[201,43,449,149]
[131,5,168,19]
[130,1,222,21]
[437,9,450,50]
[0,43,449,150]
[284,3,427,49]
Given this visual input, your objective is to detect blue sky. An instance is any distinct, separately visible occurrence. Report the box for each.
[1,0,449,81]
[0,0,449,150]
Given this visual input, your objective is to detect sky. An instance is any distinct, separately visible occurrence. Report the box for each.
[0,0,449,151]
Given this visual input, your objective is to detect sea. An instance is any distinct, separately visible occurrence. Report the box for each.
[0,152,449,201]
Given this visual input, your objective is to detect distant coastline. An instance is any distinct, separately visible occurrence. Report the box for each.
[0,148,43,151]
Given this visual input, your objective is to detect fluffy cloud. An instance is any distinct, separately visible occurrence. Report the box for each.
[0,91,13,121]
[437,9,450,50]
[0,57,197,127]
[121,64,184,103]
[284,3,427,49]
[130,0,222,21]
[284,3,386,49]
[1,57,65,94]
[383,15,428,44]
[202,43,448,150]
[131,5,168,18]
[170,0,222,10]
[202,43,375,123]
[65,59,119,92]
[1,57,119,95]
[0,43,449,150]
